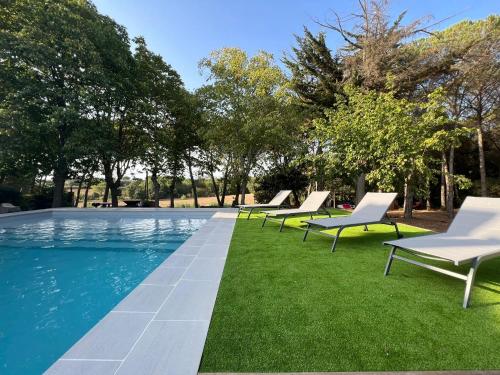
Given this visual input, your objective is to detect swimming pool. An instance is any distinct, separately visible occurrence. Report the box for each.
[0,210,211,375]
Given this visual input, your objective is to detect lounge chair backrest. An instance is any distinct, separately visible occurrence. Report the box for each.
[351,192,397,221]
[446,196,500,239]
[268,190,292,206]
[299,191,330,211]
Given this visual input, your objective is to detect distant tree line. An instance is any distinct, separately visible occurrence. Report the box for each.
[1,0,499,218]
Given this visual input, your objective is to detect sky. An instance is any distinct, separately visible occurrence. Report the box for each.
[92,0,499,91]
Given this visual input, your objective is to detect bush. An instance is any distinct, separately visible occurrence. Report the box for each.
[254,165,309,206]
[0,185,22,205]
[22,188,73,210]
[141,200,155,207]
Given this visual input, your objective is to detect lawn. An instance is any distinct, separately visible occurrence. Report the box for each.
[200,209,500,372]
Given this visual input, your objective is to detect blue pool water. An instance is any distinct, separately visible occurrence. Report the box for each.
[0,212,209,375]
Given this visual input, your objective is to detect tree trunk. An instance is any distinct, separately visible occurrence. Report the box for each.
[30,175,37,194]
[169,178,176,208]
[234,179,241,208]
[52,169,66,208]
[103,162,120,207]
[220,166,229,207]
[314,144,325,191]
[145,171,149,201]
[83,175,93,208]
[209,172,222,207]
[445,147,455,218]
[103,183,110,202]
[355,173,366,205]
[239,174,248,205]
[292,191,300,207]
[403,175,414,219]
[74,176,84,207]
[109,185,120,207]
[187,154,199,208]
[477,126,487,197]
[151,170,161,208]
[440,152,446,210]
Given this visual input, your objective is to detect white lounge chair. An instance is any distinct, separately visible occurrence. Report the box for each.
[262,191,331,232]
[237,190,292,219]
[384,196,500,308]
[0,203,21,214]
[302,192,401,252]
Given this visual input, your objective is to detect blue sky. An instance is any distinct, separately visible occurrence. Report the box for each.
[93,0,499,91]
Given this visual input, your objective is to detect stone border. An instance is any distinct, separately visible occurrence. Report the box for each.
[1,208,237,375]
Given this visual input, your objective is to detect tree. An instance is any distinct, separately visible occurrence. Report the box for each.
[0,0,112,206]
[410,16,500,206]
[314,86,457,218]
[283,28,344,111]
[85,17,140,207]
[457,17,500,196]
[199,48,297,205]
[283,29,344,193]
[133,37,186,207]
[195,85,236,207]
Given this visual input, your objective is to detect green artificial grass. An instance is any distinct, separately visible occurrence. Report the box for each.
[200,209,500,372]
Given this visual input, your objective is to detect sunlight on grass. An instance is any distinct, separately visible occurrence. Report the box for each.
[200,210,500,372]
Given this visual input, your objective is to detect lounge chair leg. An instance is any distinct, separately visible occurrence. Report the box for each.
[303,224,310,242]
[279,216,288,232]
[331,226,344,252]
[463,258,480,308]
[262,214,268,228]
[364,225,368,231]
[384,246,397,276]
[237,208,241,218]
[393,221,403,238]
[247,207,254,220]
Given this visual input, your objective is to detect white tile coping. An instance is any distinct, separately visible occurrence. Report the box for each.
[1,208,237,375]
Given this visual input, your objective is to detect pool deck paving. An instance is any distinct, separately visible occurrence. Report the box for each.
[44,209,237,375]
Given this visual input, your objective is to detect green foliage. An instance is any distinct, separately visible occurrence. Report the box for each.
[197,47,304,204]
[0,0,498,211]
[283,28,344,111]
[0,0,127,205]
[315,86,449,191]
[21,187,73,210]
[0,185,21,205]
[0,1,192,207]
[253,165,308,205]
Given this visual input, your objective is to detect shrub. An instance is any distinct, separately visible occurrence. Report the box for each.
[22,188,73,210]
[0,185,22,205]
[141,200,155,207]
[254,165,308,206]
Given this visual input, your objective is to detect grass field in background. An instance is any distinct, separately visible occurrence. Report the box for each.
[77,194,255,208]
[200,210,500,372]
